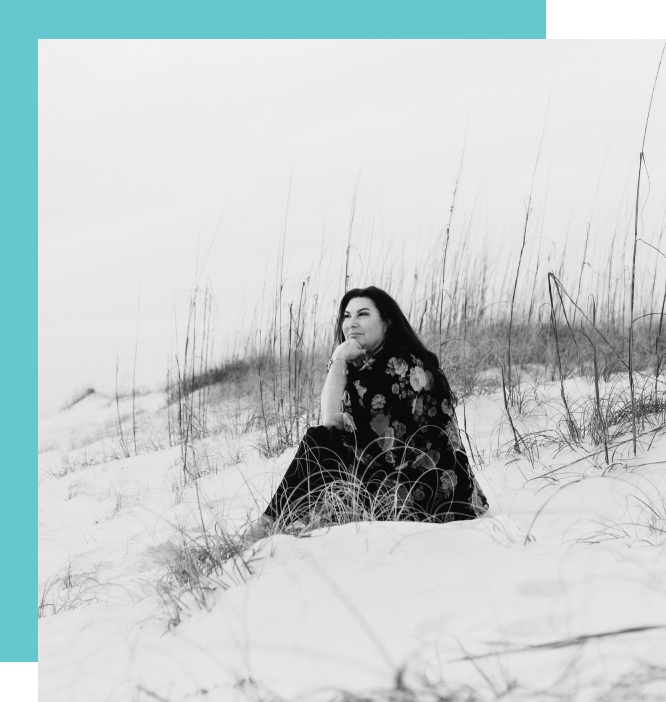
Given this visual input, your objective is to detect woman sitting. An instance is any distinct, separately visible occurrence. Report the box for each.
[247,286,489,539]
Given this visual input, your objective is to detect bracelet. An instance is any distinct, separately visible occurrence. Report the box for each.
[327,357,348,375]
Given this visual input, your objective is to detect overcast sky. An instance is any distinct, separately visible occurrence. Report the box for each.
[38,40,666,414]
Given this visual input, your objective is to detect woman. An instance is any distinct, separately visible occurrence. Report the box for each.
[247,286,488,539]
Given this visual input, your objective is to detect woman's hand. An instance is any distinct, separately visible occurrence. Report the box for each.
[331,339,366,363]
[321,339,363,429]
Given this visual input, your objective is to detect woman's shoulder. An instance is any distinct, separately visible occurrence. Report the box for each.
[364,343,439,377]
[380,344,427,366]
[350,344,412,379]
[361,344,405,370]
[381,344,454,402]
[367,345,432,381]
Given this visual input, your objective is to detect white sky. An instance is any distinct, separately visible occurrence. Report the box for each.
[38,40,666,414]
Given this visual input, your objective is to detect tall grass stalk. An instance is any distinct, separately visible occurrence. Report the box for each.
[591,297,610,464]
[438,144,464,341]
[629,44,665,455]
[507,102,548,396]
[115,355,130,458]
[132,291,140,456]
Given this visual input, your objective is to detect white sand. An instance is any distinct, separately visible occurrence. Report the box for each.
[38,380,666,701]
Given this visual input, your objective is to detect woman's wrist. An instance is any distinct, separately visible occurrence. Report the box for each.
[327,356,348,374]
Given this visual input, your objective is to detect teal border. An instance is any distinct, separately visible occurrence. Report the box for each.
[8,0,545,666]
[3,5,38,663]
[33,1,545,39]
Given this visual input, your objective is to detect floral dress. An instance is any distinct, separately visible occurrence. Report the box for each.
[264,345,489,525]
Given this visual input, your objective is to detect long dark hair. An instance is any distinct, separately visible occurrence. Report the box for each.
[335,286,454,403]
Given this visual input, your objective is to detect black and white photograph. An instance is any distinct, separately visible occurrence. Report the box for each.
[38,39,666,701]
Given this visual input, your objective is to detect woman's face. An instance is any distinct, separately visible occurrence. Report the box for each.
[342,297,387,353]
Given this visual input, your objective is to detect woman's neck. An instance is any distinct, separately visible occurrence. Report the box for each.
[369,338,388,356]
[350,340,386,368]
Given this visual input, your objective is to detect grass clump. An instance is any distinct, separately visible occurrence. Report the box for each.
[153,521,260,628]
[38,557,104,618]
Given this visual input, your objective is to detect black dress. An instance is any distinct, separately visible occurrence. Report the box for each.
[264,345,489,526]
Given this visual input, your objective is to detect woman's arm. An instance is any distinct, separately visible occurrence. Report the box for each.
[320,358,347,429]
[321,340,366,429]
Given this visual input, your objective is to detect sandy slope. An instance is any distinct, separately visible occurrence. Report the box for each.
[38,385,666,701]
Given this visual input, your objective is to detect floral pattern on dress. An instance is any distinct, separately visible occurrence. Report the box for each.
[386,357,409,378]
[409,366,428,392]
[370,412,390,437]
[470,482,487,516]
[443,416,464,452]
[353,380,367,404]
[412,449,441,473]
[371,394,386,412]
[342,412,357,433]
[439,469,458,497]
[412,486,426,502]
[381,427,395,451]
[338,345,490,522]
